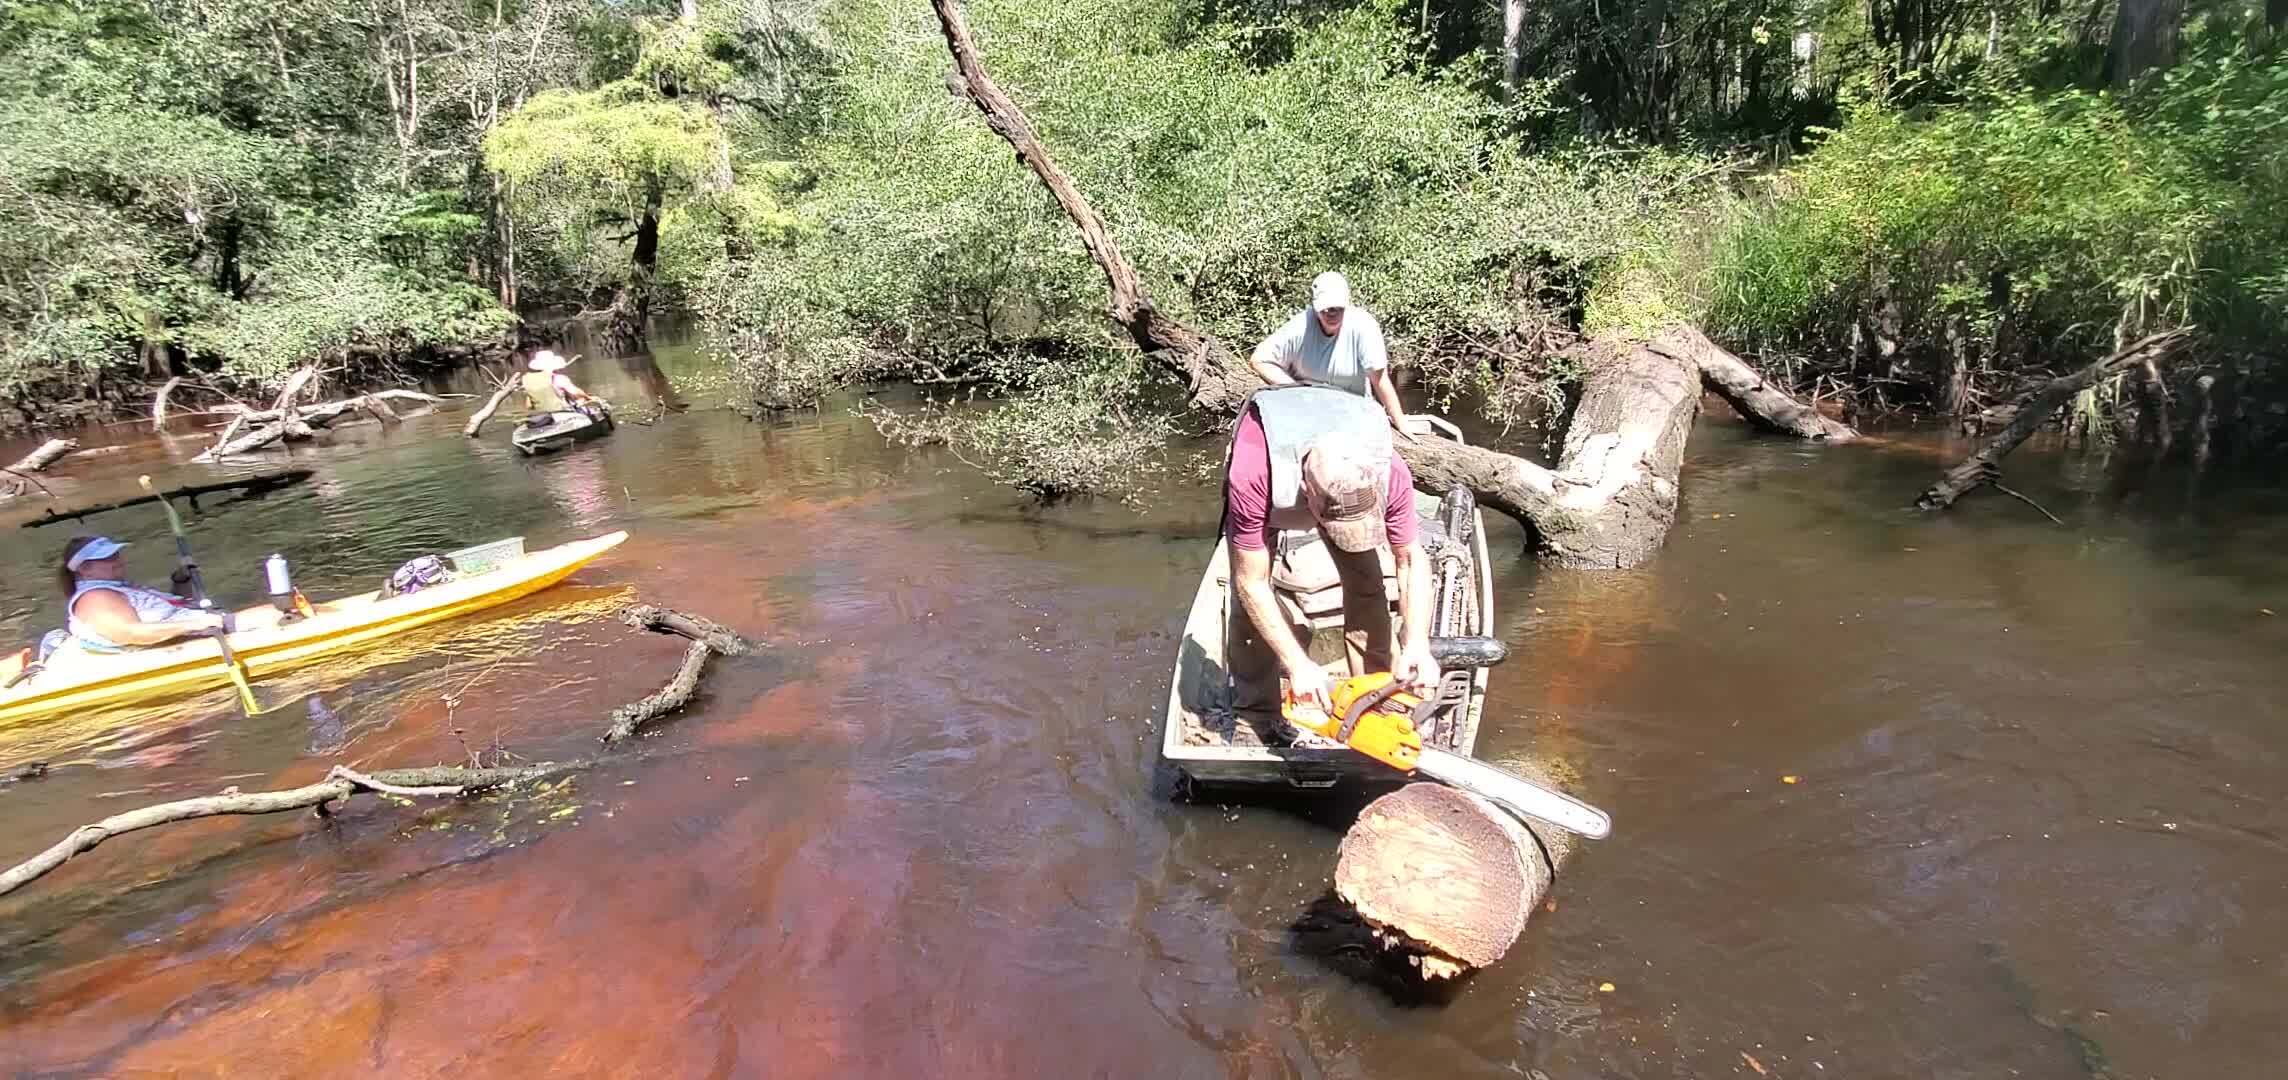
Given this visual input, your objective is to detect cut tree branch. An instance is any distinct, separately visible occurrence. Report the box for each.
[1917,330,2192,510]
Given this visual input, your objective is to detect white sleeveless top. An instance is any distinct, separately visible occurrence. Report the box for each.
[67,580,196,651]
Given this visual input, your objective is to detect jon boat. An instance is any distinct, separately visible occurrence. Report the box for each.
[1157,415,1494,793]
[0,530,629,727]
[511,403,615,456]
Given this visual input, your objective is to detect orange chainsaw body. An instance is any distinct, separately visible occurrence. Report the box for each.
[1281,672,1425,771]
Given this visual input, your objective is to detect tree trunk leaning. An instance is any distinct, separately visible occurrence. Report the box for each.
[465,379,520,437]
[1335,782,1558,978]
[928,0,1845,570]
[1917,330,2191,510]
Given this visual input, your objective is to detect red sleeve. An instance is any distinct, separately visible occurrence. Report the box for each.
[1224,406,1276,552]
[1384,453,1418,548]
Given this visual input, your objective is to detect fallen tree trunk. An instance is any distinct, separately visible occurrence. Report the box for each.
[929,0,1839,570]
[6,438,77,475]
[1652,327,1859,442]
[1917,330,2191,511]
[1334,782,1558,979]
[21,470,314,528]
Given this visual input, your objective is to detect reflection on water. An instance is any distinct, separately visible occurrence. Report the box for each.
[2,332,2287,1077]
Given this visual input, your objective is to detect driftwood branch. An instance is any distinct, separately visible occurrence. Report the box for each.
[0,438,79,499]
[465,377,519,437]
[0,763,565,897]
[1917,330,2192,510]
[0,603,757,896]
[600,605,755,743]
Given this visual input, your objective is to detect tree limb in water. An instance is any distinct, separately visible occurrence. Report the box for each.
[465,376,520,437]
[0,604,757,896]
[1917,330,2192,511]
[0,439,77,499]
[0,763,567,897]
[1651,327,1860,442]
[20,470,315,528]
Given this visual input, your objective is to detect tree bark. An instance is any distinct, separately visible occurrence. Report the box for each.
[605,182,664,350]
[2187,373,2215,466]
[1334,782,1556,977]
[1501,0,1528,101]
[1650,326,1859,441]
[1917,330,2190,510]
[2133,357,2171,454]
[2106,0,2185,86]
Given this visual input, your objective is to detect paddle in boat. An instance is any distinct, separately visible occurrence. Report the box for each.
[0,530,628,727]
[1155,414,1612,838]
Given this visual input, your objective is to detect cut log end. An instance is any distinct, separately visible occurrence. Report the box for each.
[1334,782,1553,974]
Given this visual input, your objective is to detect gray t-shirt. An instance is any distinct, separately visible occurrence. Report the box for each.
[1254,307,1387,397]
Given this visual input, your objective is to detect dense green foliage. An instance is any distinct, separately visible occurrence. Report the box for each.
[1708,30,2288,412]
[2,0,2280,454]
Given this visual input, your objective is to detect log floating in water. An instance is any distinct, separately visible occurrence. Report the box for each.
[1333,781,1566,979]
[1917,330,2191,511]
[20,469,315,528]
[1,438,80,498]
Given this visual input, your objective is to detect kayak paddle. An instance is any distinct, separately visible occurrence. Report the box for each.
[137,474,265,716]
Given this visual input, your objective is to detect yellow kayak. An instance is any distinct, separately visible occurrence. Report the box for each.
[0,530,628,727]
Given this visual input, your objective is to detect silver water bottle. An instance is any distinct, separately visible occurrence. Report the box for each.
[265,553,294,614]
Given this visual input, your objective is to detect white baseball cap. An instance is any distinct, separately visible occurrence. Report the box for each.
[1311,271,1352,313]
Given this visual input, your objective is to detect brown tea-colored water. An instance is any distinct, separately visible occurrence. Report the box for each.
[2,341,2284,1077]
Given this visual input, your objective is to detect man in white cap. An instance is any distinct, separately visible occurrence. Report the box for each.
[53,534,230,651]
[1220,382,1440,722]
[1247,271,1418,438]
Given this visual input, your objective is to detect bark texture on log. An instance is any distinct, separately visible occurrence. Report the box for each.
[1538,339,1700,568]
[623,604,751,655]
[602,640,713,743]
[1917,330,2190,510]
[1335,782,1552,975]
[1655,327,1859,442]
[2187,373,2215,466]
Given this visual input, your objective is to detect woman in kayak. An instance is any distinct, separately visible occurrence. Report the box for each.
[56,535,236,651]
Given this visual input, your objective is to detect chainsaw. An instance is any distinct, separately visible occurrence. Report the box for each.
[1282,643,1613,840]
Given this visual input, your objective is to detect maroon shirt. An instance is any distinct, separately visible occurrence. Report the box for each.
[1223,403,1417,552]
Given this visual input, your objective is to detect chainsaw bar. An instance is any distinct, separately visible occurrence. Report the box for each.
[1413,748,1613,839]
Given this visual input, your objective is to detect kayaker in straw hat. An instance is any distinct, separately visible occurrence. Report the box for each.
[520,348,604,420]
[52,535,255,652]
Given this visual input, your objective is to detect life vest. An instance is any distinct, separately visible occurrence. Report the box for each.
[1247,384,1391,533]
[521,371,568,413]
[66,580,196,652]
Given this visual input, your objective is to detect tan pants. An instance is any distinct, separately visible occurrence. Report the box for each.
[1225,534,1395,712]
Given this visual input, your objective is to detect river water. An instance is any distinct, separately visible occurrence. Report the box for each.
[1,337,2283,1077]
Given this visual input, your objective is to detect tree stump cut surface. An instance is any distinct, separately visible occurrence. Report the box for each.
[1335,782,1548,972]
